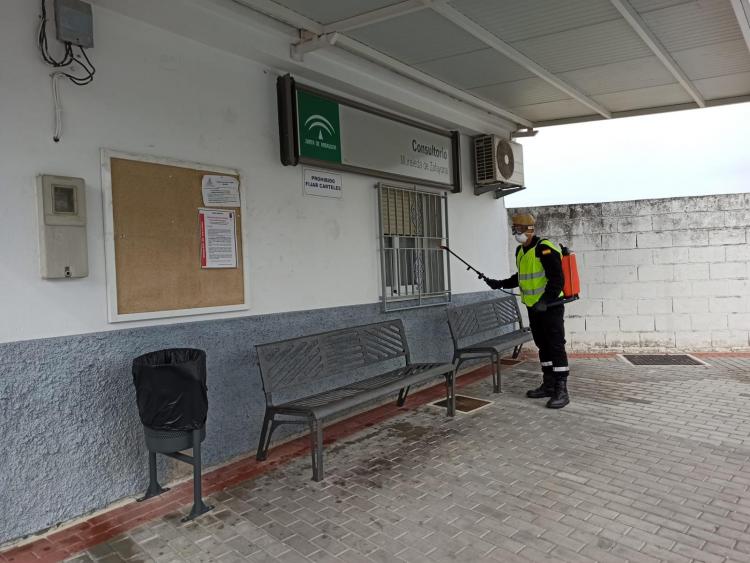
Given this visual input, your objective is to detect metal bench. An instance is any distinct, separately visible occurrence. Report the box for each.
[447,295,533,393]
[255,319,456,481]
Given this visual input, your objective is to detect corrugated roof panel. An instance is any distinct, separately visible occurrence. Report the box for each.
[560,56,677,96]
[415,48,534,89]
[470,77,570,107]
[673,40,750,80]
[640,0,742,53]
[693,73,750,99]
[448,0,620,43]
[348,9,488,64]
[629,0,694,12]
[510,99,595,122]
[270,0,402,25]
[512,19,654,73]
[592,83,693,111]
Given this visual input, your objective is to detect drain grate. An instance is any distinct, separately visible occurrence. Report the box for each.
[433,395,492,413]
[622,354,703,366]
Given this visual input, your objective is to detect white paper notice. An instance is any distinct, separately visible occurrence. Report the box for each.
[201,175,241,207]
[199,209,238,269]
[303,168,343,198]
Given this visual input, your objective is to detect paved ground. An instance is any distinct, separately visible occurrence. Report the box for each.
[66,357,750,562]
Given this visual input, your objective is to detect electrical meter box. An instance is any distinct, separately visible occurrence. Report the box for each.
[37,175,88,279]
[54,0,94,48]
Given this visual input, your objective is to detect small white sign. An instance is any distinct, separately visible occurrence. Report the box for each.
[303,168,343,198]
[199,208,237,269]
[202,175,240,207]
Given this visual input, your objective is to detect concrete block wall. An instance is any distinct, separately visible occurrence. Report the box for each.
[511,193,750,352]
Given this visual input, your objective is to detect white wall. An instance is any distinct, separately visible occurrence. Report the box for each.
[0,0,511,344]
[511,194,750,352]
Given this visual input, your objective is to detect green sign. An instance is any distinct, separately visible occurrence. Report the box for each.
[296,89,342,163]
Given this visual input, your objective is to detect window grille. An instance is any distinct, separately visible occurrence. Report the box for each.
[376,183,451,312]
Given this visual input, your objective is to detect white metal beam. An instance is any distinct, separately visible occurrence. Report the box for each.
[610,0,705,107]
[231,0,324,34]
[430,2,612,118]
[291,32,339,61]
[335,35,533,127]
[323,0,433,33]
[730,0,750,57]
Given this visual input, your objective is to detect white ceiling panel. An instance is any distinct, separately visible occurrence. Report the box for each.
[510,99,595,122]
[348,9,488,64]
[640,0,743,53]
[672,40,750,80]
[512,19,654,73]
[629,0,694,12]
[244,0,750,126]
[415,48,534,89]
[560,56,677,96]
[693,72,750,99]
[592,83,693,111]
[270,0,403,25]
[471,78,570,107]
[447,0,620,43]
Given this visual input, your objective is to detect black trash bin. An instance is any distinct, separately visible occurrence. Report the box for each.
[132,348,213,520]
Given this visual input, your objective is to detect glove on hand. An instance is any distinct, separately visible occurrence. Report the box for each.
[483,277,503,290]
[532,300,548,312]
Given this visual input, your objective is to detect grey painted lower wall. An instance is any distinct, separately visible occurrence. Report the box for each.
[0,292,494,545]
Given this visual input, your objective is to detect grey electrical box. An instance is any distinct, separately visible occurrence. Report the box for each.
[37,175,89,279]
[54,0,94,48]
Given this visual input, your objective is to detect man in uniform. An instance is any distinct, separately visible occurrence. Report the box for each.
[482,213,570,409]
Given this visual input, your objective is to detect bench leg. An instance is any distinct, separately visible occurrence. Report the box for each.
[512,344,524,359]
[256,411,275,461]
[494,353,502,393]
[309,418,324,482]
[445,373,456,417]
[397,386,411,407]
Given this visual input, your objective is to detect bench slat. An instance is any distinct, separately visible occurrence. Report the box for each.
[257,319,410,406]
[274,362,452,419]
[447,295,525,349]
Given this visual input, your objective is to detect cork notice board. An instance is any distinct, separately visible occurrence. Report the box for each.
[102,151,247,322]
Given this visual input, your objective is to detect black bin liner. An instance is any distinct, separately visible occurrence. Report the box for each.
[132,348,208,431]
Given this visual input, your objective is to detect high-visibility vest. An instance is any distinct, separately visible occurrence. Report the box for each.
[516,239,564,307]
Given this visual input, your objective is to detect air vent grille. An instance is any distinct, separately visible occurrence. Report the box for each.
[474,135,495,184]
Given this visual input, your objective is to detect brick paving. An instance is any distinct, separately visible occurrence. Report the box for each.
[58,357,750,562]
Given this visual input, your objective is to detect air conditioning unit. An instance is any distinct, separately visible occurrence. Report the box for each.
[473,135,524,187]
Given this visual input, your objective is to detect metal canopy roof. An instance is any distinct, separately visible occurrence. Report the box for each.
[235,0,750,129]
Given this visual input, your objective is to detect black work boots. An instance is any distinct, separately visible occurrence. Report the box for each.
[527,373,570,408]
[526,372,555,398]
[546,378,570,409]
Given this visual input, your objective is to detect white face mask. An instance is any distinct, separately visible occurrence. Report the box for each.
[514,233,528,244]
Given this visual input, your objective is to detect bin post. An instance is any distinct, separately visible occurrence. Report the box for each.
[138,451,169,501]
[183,428,212,521]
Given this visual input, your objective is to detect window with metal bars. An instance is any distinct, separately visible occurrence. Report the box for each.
[376,183,451,311]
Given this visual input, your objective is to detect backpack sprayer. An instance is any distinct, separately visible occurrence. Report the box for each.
[440,245,580,307]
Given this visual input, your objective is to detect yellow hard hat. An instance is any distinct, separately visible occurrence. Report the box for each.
[511,212,535,227]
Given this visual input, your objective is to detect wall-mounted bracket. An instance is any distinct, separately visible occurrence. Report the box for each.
[474,183,526,199]
[511,128,538,138]
[291,32,340,61]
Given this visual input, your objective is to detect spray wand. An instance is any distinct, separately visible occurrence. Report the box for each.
[438,245,486,279]
[439,245,519,298]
